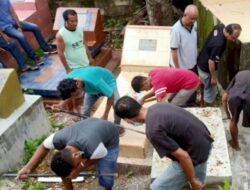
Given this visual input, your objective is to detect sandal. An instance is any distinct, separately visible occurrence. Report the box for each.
[22,65,39,72]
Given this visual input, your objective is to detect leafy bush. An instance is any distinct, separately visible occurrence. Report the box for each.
[22,135,47,165]
[22,179,45,190]
[218,177,236,190]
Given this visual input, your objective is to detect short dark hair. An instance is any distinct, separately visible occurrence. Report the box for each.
[225,23,242,34]
[114,96,141,118]
[57,78,77,100]
[131,76,147,93]
[63,9,77,21]
[51,149,73,178]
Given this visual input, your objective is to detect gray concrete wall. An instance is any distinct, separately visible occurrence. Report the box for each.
[0,95,50,173]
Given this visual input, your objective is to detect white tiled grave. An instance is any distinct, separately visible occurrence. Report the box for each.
[151,107,231,184]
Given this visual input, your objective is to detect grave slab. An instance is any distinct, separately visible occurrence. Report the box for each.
[0,94,50,173]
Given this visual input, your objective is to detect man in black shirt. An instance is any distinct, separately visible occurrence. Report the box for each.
[222,70,250,151]
[197,23,241,106]
[114,96,213,190]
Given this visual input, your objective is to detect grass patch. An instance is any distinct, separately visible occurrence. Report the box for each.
[22,179,45,190]
[22,135,48,165]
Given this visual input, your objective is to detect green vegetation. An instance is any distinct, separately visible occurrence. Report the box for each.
[218,177,237,190]
[124,171,134,178]
[22,135,47,165]
[48,112,65,130]
[22,179,45,190]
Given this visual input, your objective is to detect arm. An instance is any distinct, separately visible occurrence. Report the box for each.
[222,92,230,119]
[56,33,71,73]
[171,49,180,68]
[9,5,22,30]
[70,159,98,179]
[0,29,10,42]
[102,93,114,120]
[140,90,155,105]
[85,44,95,65]
[171,148,204,190]
[208,59,217,85]
[16,144,50,180]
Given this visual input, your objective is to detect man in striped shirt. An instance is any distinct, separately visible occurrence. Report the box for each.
[131,68,200,106]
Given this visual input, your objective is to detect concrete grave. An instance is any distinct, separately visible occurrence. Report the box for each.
[0,69,24,118]
[151,107,231,185]
[0,94,50,173]
[121,25,171,71]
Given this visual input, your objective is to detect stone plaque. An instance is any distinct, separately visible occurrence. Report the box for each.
[139,39,157,51]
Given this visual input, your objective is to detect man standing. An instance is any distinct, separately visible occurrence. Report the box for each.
[131,68,200,106]
[114,96,213,190]
[170,5,198,105]
[56,9,94,73]
[16,118,119,190]
[57,66,124,135]
[170,4,198,71]
[197,23,242,106]
[222,70,250,151]
[0,30,38,72]
[0,0,57,65]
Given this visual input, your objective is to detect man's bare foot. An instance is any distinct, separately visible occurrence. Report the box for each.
[229,139,240,151]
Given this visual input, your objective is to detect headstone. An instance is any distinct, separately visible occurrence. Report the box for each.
[0,69,24,118]
[121,25,171,71]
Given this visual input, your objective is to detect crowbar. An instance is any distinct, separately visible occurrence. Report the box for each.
[2,172,118,178]
[2,172,118,183]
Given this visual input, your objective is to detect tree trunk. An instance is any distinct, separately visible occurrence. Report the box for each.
[145,0,173,26]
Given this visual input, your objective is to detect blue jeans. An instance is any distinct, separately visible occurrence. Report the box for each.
[0,37,27,69]
[151,161,208,190]
[198,67,218,104]
[96,145,119,188]
[3,21,48,60]
[82,88,121,125]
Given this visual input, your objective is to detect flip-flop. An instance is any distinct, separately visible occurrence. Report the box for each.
[22,65,39,72]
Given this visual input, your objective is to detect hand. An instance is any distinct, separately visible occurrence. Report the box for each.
[1,33,11,43]
[51,104,61,112]
[190,178,204,190]
[90,59,96,65]
[210,77,217,85]
[17,27,23,33]
[70,169,80,179]
[15,167,30,180]
[101,114,108,120]
[138,98,145,105]
[66,67,72,73]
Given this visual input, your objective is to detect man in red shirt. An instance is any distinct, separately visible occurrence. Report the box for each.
[131,68,200,106]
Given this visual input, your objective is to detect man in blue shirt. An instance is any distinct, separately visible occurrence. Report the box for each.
[0,0,57,65]
[57,66,124,135]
